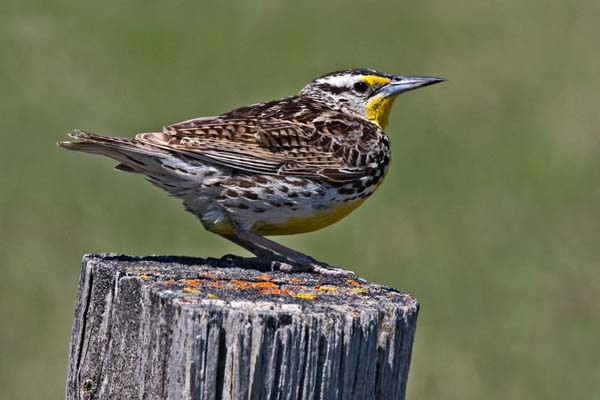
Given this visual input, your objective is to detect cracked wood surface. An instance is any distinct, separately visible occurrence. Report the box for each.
[66,254,419,400]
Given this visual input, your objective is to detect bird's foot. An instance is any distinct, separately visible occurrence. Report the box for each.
[218,254,355,277]
[271,256,356,277]
[218,254,271,270]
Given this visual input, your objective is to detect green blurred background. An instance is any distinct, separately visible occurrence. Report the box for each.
[1,1,599,398]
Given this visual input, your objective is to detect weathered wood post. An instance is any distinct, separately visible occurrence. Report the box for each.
[66,254,419,400]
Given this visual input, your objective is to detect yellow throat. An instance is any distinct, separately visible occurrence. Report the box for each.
[357,75,396,129]
[365,94,398,129]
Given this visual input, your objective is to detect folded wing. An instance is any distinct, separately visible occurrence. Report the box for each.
[136,113,375,182]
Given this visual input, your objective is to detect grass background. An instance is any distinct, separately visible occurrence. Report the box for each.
[1,1,599,398]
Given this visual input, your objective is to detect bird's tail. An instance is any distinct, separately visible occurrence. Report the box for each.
[58,130,221,198]
[58,130,167,174]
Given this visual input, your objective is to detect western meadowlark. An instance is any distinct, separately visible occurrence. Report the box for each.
[59,68,444,275]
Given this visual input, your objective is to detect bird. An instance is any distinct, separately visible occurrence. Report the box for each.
[59,68,444,275]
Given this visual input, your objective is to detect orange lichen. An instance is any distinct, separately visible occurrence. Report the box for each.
[184,279,200,287]
[164,279,176,285]
[256,274,271,281]
[289,278,303,284]
[228,280,245,289]
[251,281,278,290]
[205,280,225,288]
[346,279,360,286]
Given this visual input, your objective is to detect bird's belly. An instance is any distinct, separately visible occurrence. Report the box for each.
[198,175,380,236]
[252,197,367,235]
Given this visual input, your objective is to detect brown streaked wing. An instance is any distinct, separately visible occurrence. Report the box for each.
[136,114,368,182]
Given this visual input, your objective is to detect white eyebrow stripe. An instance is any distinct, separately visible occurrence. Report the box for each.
[316,75,357,87]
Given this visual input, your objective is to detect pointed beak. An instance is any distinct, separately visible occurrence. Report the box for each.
[379,76,446,97]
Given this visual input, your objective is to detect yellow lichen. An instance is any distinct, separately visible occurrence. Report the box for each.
[348,288,368,294]
[317,286,337,293]
[294,293,317,300]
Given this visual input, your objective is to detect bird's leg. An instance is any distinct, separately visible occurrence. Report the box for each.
[220,233,274,259]
[231,229,355,277]
[217,233,284,271]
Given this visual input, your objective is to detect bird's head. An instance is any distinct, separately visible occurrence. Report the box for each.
[300,68,445,129]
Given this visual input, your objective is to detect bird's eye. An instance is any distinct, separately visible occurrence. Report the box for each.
[353,81,369,94]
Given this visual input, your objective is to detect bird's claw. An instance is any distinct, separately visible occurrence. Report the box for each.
[218,254,356,277]
[271,258,356,277]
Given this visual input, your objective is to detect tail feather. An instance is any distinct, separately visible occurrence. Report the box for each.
[58,130,167,173]
[58,130,153,154]
[113,163,140,173]
[58,130,223,196]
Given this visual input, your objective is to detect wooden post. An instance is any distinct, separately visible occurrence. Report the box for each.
[66,254,419,400]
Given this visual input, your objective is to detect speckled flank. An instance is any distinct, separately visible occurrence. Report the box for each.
[208,175,374,235]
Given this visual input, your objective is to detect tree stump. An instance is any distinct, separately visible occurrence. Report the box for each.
[66,254,419,400]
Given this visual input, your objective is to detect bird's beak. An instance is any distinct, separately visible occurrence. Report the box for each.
[379,76,446,97]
